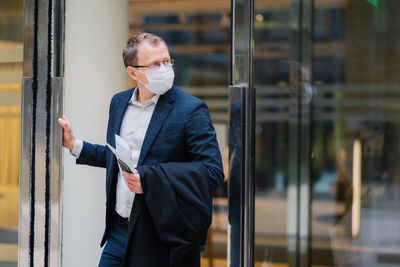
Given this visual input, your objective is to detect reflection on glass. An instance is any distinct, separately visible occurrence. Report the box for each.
[0,0,23,266]
[254,0,400,266]
[311,1,400,266]
[253,1,292,266]
[130,1,230,265]
[131,1,400,266]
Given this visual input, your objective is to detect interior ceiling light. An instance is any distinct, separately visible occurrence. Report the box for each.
[255,14,264,22]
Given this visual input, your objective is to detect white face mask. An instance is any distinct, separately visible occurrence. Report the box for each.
[137,64,175,95]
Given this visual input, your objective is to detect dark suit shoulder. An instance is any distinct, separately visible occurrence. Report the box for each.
[110,88,135,105]
[173,86,206,108]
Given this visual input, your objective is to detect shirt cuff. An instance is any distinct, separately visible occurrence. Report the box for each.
[70,138,83,158]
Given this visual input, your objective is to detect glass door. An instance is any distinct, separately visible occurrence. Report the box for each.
[230,0,400,267]
[309,1,400,266]
[253,0,314,266]
[229,0,314,265]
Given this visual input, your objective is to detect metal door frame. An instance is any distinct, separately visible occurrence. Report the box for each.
[229,0,255,266]
[19,0,64,266]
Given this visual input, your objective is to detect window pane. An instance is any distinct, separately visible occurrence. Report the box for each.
[254,1,292,265]
[311,1,400,266]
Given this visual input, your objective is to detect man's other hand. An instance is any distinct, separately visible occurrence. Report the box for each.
[122,171,143,194]
[58,115,75,151]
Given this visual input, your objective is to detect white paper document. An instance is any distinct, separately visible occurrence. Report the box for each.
[107,134,135,173]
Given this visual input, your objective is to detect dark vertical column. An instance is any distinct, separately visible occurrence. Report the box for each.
[298,0,313,266]
[288,0,314,266]
[229,0,255,266]
[288,0,302,266]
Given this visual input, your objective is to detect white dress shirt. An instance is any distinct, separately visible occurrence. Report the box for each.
[71,88,159,218]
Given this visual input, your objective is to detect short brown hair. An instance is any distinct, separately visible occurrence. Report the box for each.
[122,32,166,68]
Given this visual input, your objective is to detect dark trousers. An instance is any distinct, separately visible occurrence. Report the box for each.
[98,214,128,267]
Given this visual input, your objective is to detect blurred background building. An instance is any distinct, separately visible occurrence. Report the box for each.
[1,0,400,266]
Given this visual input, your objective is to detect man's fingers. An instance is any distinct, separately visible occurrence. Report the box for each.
[132,175,140,182]
[121,171,143,194]
[122,172,135,186]
[59,115,72,130]
[122,171,132,179]
[63,115,71,128]
[122,171,139,180]
[57,115,75,150]
[57,118,66,128]
[58,118,70,132]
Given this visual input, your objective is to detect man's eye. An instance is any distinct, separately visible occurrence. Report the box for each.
[151,63,160,69]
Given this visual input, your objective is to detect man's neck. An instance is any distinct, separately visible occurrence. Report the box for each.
[137,85,156,105]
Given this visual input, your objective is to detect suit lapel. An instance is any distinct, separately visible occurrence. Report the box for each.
[137,87,176,166]
[112,89,134,138]
[107,88,134,200]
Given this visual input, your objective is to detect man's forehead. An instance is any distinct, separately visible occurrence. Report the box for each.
[137,41,169,63]
[140,39,166,49]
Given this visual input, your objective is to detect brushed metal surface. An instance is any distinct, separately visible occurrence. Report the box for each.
[230,0,255,264]
[19,77,33,267]
[20,0,64,266]
[50,77,63,267]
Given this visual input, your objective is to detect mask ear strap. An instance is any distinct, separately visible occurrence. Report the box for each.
[133,68,148,86]
[136,77,147,86]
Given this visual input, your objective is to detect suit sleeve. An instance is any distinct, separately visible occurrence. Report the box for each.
[185,100,224,189]
[76,141,107,168]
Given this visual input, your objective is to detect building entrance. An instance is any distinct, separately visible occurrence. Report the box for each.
[6,0,400,267]
[229,0,400,266]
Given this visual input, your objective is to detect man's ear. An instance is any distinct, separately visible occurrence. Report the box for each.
[126,66,137,80]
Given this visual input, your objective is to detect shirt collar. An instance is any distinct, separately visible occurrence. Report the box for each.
[129,87,160,107]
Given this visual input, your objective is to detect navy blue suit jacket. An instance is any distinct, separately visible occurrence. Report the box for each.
[76,86,224,255]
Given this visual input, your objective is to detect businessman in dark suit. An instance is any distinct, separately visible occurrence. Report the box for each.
[58,32,224,266]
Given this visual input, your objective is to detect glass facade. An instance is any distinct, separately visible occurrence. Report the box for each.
[253,1,292,265]
[6,0,400,266]
[131,0,400,266]
[310,1,400,266]
[252,0,400,266]
[0,0,23,266]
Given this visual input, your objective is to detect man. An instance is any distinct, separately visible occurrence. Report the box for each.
[58,33,224,266]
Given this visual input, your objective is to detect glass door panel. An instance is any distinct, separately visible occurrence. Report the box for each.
[254,1,293,266]
[310,1,400,266]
